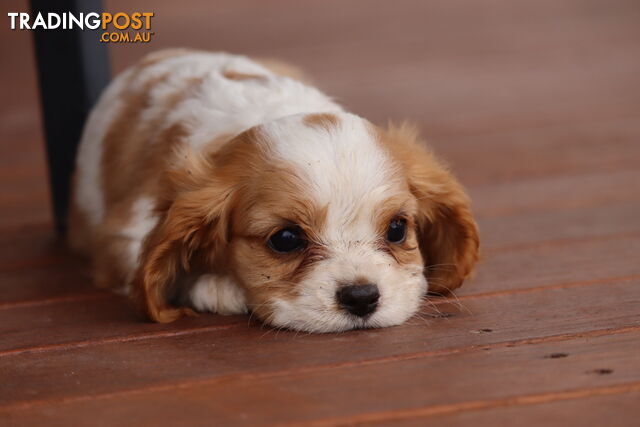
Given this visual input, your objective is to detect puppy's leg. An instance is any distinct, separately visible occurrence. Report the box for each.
[190,275,247,315]
[92,197,159,295]
[93,234,133,296]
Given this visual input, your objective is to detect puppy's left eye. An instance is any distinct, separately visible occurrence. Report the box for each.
[386,218,407,244]
[268,227,306,253]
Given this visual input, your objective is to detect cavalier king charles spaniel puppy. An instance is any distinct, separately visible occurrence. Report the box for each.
[69,49,479,333]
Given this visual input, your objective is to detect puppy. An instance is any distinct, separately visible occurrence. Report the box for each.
[69,49,479,333]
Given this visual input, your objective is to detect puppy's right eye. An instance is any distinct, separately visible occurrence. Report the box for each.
[268,227,306,253]
[386,217,407,244]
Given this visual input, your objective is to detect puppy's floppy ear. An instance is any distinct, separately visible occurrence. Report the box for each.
[131,152,235,323]
[381,124,480,295]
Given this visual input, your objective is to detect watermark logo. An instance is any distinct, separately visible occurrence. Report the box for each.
[7,12,155,43]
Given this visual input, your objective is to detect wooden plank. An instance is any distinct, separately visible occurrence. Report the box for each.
[4,118,640,223]
[0,280,637,406]
[3,169,638,272]
[2,330,639,425]
[469,169,640,219]
[1,175,638,304]
[0,295,246,353]
[0,226,94,304]
[0,198,50,230]
[2,232,639,349]
[0,0,637,424]
[3,228,637,308]
[0,225,65,270]
[4,162,640,232]
[0,266,95,308]
[6,119,639,223]
[435,118,640,187]
[396,389,640,427]
[479,202,640,250]
[109,0,640,133]
[464,233,640,295]
[3,0,640,229]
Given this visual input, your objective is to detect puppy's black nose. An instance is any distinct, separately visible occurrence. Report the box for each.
[336,284,380,317]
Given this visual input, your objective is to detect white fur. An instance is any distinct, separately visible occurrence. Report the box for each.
[263,114,404,239]
[74,67,135,226]
[190,274,248,315]
[75,51,342,224]
[106,196,159,296]
[120,196,159,273]
[168,54,343,150]
[269,253,427,333]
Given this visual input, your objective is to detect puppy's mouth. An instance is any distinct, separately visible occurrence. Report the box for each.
[253,305,382,333]
[347,316,378,330]
[250,286,391,333]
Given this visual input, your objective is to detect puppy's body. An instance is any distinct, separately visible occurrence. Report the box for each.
[71,49,479,332]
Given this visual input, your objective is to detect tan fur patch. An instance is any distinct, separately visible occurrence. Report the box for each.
[375,123,480,295]
[373,197,422,268]
[222,69,267,81]
[89,61,204,294]
[303,113,340,131]
[190,128,333,321]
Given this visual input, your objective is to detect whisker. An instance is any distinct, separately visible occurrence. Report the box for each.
[424,282,471,315]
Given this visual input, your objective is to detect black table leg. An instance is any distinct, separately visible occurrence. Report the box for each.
[30,0,110,232]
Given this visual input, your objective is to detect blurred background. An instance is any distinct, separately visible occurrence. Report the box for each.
[2,0,639,232]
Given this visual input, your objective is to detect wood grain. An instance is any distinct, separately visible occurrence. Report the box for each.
[3,331,638,425]
[395,389,640,427]
[0,0,638,424]
[2,234,640,350]
[1,280,638,407]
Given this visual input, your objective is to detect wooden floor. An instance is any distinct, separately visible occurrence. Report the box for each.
[1,0,640,425]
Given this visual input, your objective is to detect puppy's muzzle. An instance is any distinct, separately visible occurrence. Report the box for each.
[336,283,380,317]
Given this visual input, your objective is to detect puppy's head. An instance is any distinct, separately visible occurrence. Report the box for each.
[133,113,479,332]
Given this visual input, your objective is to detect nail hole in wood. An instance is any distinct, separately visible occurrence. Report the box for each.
[588,368,613,375]
[545,352,568,359]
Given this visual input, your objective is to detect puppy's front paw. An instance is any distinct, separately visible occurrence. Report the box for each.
[190,274,247,315]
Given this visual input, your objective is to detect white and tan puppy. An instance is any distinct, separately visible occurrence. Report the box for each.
[69,49,479,333]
